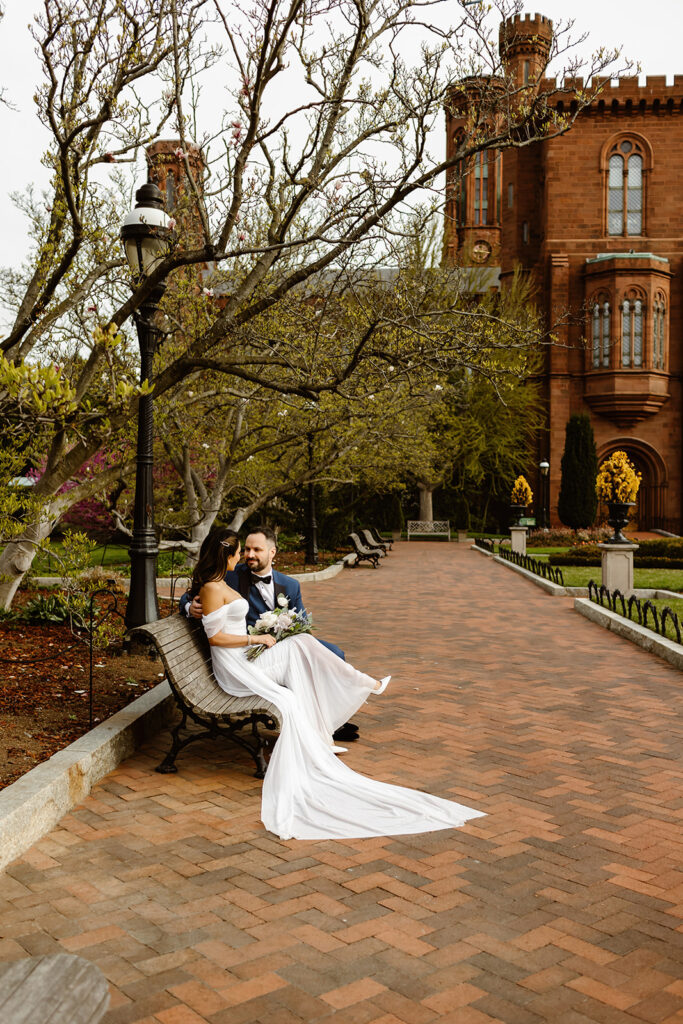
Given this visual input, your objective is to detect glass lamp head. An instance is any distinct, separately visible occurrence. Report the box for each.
[121,182,173,282]
[539,460,550,476]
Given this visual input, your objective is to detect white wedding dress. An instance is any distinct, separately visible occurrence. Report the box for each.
[203,598,485,840]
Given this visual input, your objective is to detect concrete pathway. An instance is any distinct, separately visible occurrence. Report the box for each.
[1,543,682,1024]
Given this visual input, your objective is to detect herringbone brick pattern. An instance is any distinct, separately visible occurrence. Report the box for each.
[1,543,682,1023]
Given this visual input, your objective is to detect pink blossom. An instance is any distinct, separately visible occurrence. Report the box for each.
[168,217,177,230]
[175,147,186,159]
[238,232,246,242]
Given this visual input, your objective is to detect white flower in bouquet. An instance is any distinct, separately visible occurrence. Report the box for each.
[255,610,278,629]
[246,601,314,660]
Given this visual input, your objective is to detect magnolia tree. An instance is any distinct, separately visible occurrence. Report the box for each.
[0,0,625,606]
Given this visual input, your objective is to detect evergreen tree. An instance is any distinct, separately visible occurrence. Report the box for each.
[557,414,598,528]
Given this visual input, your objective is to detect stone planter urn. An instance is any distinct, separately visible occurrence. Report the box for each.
[457,530,468,544]
[606,501,635,544]
[509,503,527,527]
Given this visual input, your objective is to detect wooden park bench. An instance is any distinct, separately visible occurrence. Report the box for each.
[361,528,390,554]
[368,526,393,551]
[347,532,382,568]
[406,520,451,541]
[131,615,282,778]
[0,954,109,1024]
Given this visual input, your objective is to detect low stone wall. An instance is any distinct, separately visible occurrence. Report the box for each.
[0,683,175,873]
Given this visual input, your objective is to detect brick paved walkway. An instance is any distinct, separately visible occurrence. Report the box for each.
[2,543,683,1024]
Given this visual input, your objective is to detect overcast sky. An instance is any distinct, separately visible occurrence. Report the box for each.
[1,1,681,275]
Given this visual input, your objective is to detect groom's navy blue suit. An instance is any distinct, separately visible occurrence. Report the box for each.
[180,562,345,661]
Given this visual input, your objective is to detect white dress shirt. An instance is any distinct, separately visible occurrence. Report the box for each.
[253,571,275,610]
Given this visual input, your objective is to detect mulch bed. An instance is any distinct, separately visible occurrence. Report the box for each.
[0,589,167,790]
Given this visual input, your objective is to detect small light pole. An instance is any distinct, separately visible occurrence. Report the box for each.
[305,429,319,565]
[120,183,173,628]
[539,459,550,530]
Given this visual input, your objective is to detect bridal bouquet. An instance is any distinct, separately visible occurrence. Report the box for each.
[246,595,314,660]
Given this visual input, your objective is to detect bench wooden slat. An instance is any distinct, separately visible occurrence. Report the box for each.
[0,954,109,1024]
[132,616,282,775]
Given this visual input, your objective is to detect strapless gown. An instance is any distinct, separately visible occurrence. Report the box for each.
[203,598,485,840]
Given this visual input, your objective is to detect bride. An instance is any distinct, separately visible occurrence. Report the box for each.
[195,527,484,841]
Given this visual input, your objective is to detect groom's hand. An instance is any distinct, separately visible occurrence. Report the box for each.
[189,596,203,619]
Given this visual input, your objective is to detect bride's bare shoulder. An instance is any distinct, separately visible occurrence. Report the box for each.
[200,580,242,604]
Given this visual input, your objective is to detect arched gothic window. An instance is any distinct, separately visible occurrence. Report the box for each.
[621,290,645,367]
[607,138,646,236]
[590,295,611,368]
[455,144,502,228]
[474,151,489,225]
[653,292,667,370]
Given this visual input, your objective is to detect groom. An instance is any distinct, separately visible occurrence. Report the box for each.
[179,525,359,743]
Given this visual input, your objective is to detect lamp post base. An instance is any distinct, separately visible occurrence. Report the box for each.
[125,547,160,629]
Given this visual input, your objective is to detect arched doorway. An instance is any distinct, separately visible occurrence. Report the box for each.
[597,439,668,531]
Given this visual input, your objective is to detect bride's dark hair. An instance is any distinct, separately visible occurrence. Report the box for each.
[191,528,240,595]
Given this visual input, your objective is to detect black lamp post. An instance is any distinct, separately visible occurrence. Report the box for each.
[539,459,550,530]
[120,182,173,628]
[305,429,319,565]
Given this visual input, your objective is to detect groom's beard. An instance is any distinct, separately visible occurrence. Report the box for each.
[245,555,272,574]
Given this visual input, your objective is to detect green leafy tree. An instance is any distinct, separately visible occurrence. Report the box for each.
[557,413,598,529]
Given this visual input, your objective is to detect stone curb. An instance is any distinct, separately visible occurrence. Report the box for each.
[492,554,568,596]
[0,682,175,874]
[292,559,347,583]
[574,598,683,672]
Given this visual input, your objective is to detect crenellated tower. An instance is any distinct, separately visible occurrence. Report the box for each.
[146,140,205,247]
[498,12,553,91]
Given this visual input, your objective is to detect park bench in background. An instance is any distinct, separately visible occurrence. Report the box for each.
[407,520,451,541]
[368,526,393,551]
[0,954,109,1024]
[348,532,381,568]
[361,528,389,554]
[131,616,282,777]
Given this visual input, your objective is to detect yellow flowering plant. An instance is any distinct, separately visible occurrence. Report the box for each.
[595,451,641,503]
[510,475,533,506]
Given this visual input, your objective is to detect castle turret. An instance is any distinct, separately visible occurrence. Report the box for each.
[499,12,553,91]
[146,140,205,246]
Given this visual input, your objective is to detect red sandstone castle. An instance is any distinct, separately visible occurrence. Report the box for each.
[445,12,682,531]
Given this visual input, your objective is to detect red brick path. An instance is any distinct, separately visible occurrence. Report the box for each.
[2,543,683,1023]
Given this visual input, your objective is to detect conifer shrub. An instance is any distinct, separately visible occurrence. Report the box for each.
[557,414,598,529]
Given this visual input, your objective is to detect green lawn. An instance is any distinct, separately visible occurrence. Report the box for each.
[546,565,683,593]
[646,598,683,643]
[33,543,130,574]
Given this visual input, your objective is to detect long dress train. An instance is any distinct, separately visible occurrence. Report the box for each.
[203,599,485,840]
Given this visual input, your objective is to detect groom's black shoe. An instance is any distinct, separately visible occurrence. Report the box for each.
[334,722,360,742]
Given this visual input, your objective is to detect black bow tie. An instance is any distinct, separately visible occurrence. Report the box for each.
[251,574,272,586]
